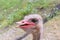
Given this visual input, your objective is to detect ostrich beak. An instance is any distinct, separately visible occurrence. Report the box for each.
[16,20,36,29]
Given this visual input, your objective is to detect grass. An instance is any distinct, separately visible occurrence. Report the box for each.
[0,0,60,29]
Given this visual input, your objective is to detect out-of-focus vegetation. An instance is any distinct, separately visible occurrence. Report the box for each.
[0,0,60,29]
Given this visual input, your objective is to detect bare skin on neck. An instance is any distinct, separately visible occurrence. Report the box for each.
[32,27,40,40]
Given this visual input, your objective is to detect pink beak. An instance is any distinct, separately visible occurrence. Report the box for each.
[16,20,36,29]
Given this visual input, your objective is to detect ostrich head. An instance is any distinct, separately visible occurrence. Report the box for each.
[16,14,43,31]
[16,14,43,40]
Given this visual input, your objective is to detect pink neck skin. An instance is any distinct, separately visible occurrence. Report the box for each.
[32,27,41,40]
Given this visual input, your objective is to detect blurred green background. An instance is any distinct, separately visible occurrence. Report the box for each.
[0,0,60,29]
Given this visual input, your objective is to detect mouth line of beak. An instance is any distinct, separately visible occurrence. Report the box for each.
[20,24,29,26]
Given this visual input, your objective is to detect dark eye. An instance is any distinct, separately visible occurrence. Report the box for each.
[31,19,38,23]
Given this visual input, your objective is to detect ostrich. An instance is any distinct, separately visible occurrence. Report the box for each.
[16,14,43,40]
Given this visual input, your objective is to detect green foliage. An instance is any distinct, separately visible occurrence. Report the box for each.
[0,0,34,29]
[0,0,59,29]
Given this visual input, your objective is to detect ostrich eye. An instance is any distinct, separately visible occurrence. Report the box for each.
[30,19,38,23]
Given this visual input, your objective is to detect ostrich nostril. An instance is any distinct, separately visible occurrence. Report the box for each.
[22,21,24,23]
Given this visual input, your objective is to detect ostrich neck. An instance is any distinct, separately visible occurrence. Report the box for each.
[32,27,40,40]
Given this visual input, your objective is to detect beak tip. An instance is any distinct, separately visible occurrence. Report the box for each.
[16,22,20,24]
